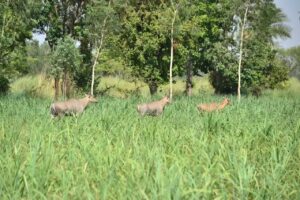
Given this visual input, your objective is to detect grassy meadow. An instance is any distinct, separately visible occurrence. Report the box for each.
[1,79,300,199]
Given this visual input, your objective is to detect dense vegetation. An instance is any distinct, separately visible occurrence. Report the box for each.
[1,1,300,199]
[1,87,300,199]
[1,0,298,97]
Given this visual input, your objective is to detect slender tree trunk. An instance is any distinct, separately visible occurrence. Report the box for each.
[63,69,67,100]
[90,0,111,96]
[91,46,101,96]
[54,77,60,100]
[66,71,71,98]
[237,6,248,102]
[186,58,193,96]
[169,5,177,102]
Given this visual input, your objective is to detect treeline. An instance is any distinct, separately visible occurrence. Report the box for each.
[0,0,298,98]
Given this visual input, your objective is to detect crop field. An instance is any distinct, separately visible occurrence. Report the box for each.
[0,92,300,199]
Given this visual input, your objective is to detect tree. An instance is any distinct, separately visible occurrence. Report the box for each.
[35,0,89,48]
[26,40,51,74]
[85,0,118,95]
[169,1,178,101]
[50,36,82,99]
[176,1,223,96]
[0,0,36,79]
[34,0,90,97]
[117,1,171,95]
[209,0,290,95]
[237,4,249,102]
[281,46,300,79]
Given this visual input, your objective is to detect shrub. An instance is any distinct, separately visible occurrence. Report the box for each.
[10,75,54,98]
[209,41,289,94]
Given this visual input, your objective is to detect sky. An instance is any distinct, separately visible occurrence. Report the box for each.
[33,0,300,49]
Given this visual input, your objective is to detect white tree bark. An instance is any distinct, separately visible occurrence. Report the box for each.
[90,0,111,96]
[169,1,177,102]
[238,6,248,102]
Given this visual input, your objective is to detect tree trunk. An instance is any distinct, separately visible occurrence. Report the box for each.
[66,71,71,98]
[148,82,158,95]
[62,69,67,100]
[237,6,248,102]
[169,5,177,102]
[54,77,60,100]
[186,59,193,96]
[91,46,100,96]
[90,0,111,96]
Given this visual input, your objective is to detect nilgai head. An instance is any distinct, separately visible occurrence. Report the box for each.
[85,94,98,103]
[223,98,230,105]
[162,96,170,104]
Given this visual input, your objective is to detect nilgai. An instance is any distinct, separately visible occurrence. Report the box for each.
[197,98,230,112]
[50,94,98,117]
[137,96,170,116]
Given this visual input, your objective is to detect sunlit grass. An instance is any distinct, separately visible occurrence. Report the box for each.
[10,74,55,99]
[10,75,214,99]
[0,92,300,199]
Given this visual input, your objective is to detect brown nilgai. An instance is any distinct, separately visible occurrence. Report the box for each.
[50,94,98,118]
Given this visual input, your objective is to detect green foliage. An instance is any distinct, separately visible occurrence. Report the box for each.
[96,51,131,78]
[85,0,119,44]
[209,0,290,95]
[209,42,238,94]
[283,46,300,79]
[253,0,290,42]
[83,0,125,92]
[117,2,172,94]
[34,0,93,90]
[210,41,289,94]
[0,0,36,78]
[26,40,51,74]
[34,0,89,46]
[176,1,223,73]
[1,92,300,199]
[0,0,293,96]
[50,36,82,79]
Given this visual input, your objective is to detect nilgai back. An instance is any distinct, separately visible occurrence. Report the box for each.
[50,94,97,117]
[137,96,170,116]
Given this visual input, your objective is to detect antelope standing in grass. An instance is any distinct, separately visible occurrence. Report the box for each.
[197,98,230,112]
[50,94,98,117]
[137,96,170,116]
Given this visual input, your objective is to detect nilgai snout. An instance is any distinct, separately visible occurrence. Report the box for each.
[197,98,230,112]
[50,94,98,117]
[137,96,170,116]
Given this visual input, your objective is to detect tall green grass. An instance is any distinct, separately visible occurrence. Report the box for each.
[0,92,300,199]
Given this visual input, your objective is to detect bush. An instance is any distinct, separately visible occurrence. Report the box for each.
[0,75,10,95]
[10,75,54,98]
[209,41,289,95]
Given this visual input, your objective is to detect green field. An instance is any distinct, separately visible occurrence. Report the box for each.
[1,92,300,199]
